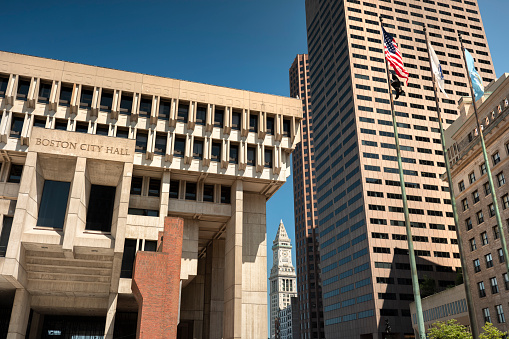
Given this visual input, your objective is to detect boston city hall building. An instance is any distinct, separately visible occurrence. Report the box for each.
[0,51,301,339]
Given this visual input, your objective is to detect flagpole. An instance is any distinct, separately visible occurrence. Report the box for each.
[424,26,479,339]
[459,34,509,282]
[380,17,425,339]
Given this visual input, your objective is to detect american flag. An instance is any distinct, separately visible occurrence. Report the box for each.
[382,26,409,85]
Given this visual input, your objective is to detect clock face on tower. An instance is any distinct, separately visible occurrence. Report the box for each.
[282,250,288,258]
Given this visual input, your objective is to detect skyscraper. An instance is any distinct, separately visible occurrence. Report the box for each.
[270,220,298,339]
[304,0,495,338]
[290,54,325,339]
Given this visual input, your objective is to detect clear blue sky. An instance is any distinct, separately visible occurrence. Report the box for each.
[3,0,509,313]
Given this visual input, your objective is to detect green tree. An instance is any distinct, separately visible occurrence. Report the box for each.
[420,275,436,298]
[427,320,472,339]
[480,322,507,339]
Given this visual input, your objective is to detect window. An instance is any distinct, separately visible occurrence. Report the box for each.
[10,115,24,138]
[38,81,52,104]
[474,259,481,272]
[483,308,491,323]
[8,164,23,183]
[120,92,133,115]
[249,113,258,133]
[37,180,71,229]
[0,75,7,97]
[130,177,143,195]
[169,180,179,199]
[504,273,509,290]
[33,117,46,128]
[16,78,30,100]
[154,133,167,155]
[116,127,129,139]
[96,124,108,136]
[196,106,206,125]
[229,144,239,164]
[85,185,116,232]
[178,102,189,123]
[462,198,469,211]
[499,248,505,263]
[469,171,476,184]
[232,111,241,130]
[466,218,472,231]
[75,122,89,134]
[266,116,275,135]
[220,186,231,204]
[100,90,113,112]
[211,141,221,162]
[496,305,506,323]
[503,195,509,209]
[128,208,159,216]
[0,216,13,257]
[185,182,197,200]
[458,181,465,192]
[264,148,273,168]
[214,108,224,128]
[478,281,486,297]
[477,211,484,224]
[486,253,493,268]
[247,147,256,166]
[283,119,291,137]
[493,152,501,165]
[472,190,480,203]
[139,96,152,117]
[135,131,148,153]
[120,239,136,278]
[491,277,499,294]
[480,163,487,175]
[484,182,491,196]
[55,119,67,131]
[493,226,500,240]
[148,179,161,197]
[203,184,214,202]
[470,238,477,251]
[489,203,495,217]
[59,84,73,107]
[193,139,204,160]
[497,172,506,186]
[481,232,488,246]
[174,137,186,158]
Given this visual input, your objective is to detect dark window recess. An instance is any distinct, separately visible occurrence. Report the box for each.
[221,186,231,204]
[0,216,13,257]
[8,164,23,183]
[55,119,67,131]
[120,239,136,278]
[232,111,241,130]
[148,179,161,197]
[96,124,109,136]
[119,93,133,115]
[139,96,152,117]
[116,127,129,139]
[250,114,258,132]
[178,103,189,123]
[169,180,180,199]
[144,240,157,252]
[283,119,291,137]
[159,99,171,120]
[193,139,204,160]
[100,90,113,111]
[16,79,30,101]
[37,180,71,229]
[196,106,206,125]
[130,177,143,195]
[185,182,197,200]
[266,116,275,135]
[38,82,52,103]
[80,87,93,108]
[135,131,148,153]
[10,116,24,138]
[33,117,46,128]
[75,122,89,134]
[247,147,256,166]
[127,208,159,217]
[264,148,273,168]
[0,74,9,97]
[154,133,167,155]
[174,137,186,158]
[203,184,214,202]
[59,84,73,107]
[211,142,221,162]
[214,108,224,128]
[229,144,239,164]
[85,185,116,232]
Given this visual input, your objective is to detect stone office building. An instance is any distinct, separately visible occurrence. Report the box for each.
[0,51,302,338]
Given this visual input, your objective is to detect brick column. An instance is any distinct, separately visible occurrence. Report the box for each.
[132,217,184,339]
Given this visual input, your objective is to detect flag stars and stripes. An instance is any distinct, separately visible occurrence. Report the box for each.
[382,26,409,85]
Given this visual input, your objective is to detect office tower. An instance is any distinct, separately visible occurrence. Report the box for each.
[446,75,509,333]
[304,0,495,338]
[270,220,298,339]
[290,54,326,339]
[0,51,302,339]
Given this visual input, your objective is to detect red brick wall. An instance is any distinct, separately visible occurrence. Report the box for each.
[132,217,184,339]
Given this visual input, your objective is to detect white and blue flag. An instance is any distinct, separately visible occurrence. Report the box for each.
[465,48,485,101]
[428,42,448,98]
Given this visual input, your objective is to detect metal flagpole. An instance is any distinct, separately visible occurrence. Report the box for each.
[424,26,479,339]
[459,34,509,279]
[380,17,425,339]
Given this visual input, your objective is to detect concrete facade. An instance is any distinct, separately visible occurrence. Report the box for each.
[304,0,495,338]
[446,74,509,333]
[0,51,302,338]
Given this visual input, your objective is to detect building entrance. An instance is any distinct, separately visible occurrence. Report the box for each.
[41,315,106,339]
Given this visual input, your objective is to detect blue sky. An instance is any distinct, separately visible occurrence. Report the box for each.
[3,0,509,306]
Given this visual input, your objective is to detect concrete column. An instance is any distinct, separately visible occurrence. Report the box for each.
[223,180,243,339]
[159,171,171,224]
[28,312,43,339]
[7,288,31,339]
[104,292,118,339]
[203,239,225,339]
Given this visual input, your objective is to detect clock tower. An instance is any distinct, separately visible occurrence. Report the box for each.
[269,220,297,339]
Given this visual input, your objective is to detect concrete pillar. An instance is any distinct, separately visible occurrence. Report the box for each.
[104,292,118,339]
[7,288,31,339]
[28,312,43,339]
[203,239,225,339]
[223,180,243,339]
